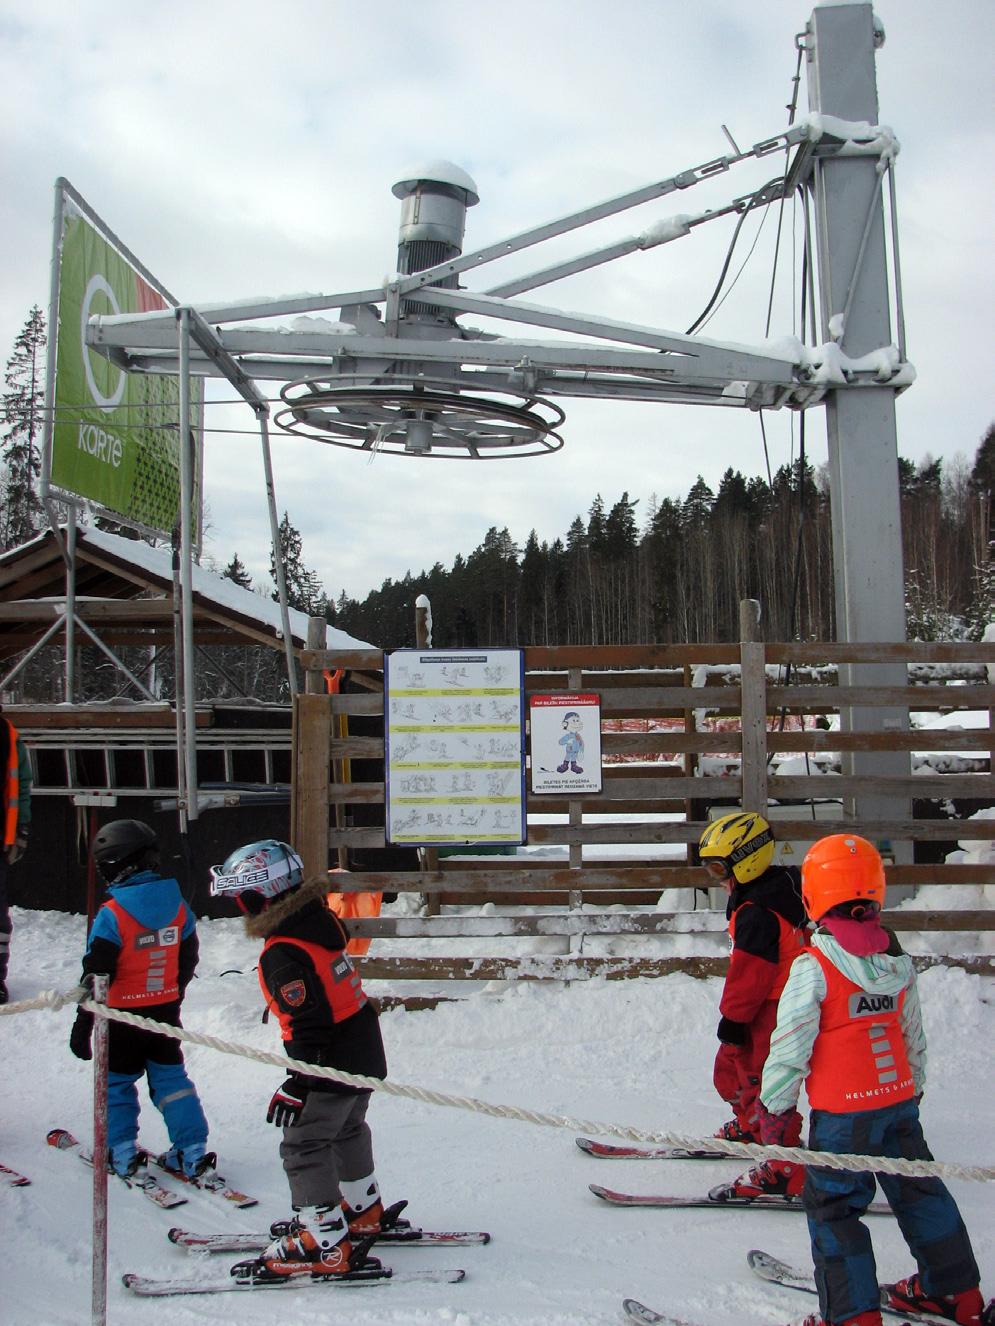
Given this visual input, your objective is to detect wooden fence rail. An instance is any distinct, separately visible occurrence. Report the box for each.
[291,637,995,985]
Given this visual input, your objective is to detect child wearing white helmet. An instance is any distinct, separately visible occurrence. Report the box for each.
[210,840,396,1283]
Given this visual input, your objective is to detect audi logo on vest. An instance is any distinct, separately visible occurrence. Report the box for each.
[848,991,897,1017]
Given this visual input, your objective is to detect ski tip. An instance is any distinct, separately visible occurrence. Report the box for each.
[167,1228,185,1244]
[46,1128,74,1148]
[121,1273,138,1288]
[575,1137,595,1153]
[448,1269,466,1282]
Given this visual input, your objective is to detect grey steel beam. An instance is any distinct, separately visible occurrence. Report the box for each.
[806,2,910,863]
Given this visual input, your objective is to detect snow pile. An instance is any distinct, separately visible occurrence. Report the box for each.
[2,906,992,1325]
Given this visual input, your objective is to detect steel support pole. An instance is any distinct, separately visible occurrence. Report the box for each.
[90,974,109,1326]
[65,507,77,702]
[177,310,199,819]
[806,3,911,865]
[259,413,299,695]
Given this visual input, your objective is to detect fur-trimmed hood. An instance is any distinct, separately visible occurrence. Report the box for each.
[243,875,330,939]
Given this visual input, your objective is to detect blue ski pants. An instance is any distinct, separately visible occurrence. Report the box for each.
[804,1098,979,1323]
[107,1058,208,1175]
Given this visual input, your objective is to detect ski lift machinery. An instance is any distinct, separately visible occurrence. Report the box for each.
[85,3,913,846]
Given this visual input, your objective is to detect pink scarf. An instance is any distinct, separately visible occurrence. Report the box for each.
[821,914,890,956]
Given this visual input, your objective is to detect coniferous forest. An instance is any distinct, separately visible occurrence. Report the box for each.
[332,433,994,650]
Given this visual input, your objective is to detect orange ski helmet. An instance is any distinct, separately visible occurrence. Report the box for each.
[801,833,886,921]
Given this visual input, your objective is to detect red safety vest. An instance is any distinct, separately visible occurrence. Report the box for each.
[105,898,185,1007]
[259,935,367,1041]
[728,905,804,1002]
[3,717,20,847]
[805,946,915,1112]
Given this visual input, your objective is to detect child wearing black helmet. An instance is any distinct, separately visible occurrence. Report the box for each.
[210,839,392,1283]
[68,817,211,1184]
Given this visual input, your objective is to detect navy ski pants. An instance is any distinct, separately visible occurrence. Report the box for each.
[804,1098,979,1323]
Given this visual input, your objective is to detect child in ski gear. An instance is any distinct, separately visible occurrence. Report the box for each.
[68,818,210,1181]
[0,702,31,1004]
[759,833,991,1326]
[210,840,391,1281]
[698,810,808,1197]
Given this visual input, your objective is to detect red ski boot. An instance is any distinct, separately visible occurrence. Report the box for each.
[886,1272,989,1325]
[711,1158,805,1201]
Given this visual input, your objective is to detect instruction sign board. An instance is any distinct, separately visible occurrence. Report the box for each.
[385,648,526,847]
[529,692,602,794]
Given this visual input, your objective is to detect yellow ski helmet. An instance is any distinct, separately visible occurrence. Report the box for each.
[698,811,775,884]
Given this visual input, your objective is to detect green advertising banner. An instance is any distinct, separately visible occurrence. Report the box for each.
[49,194,201,537]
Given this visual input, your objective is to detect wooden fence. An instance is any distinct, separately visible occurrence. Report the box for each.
[291,639,995,987]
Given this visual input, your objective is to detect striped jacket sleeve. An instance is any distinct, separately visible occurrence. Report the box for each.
[899,969,927,1095]
[759,952,826,1115]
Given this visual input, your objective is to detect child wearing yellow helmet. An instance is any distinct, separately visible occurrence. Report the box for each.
[697,810,809,1201]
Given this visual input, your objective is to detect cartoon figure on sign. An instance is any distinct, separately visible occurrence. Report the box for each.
[557,711,585,774]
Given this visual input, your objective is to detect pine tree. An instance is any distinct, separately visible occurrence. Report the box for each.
[1,305,46,549]
[270,512,326,615]
[222,553,253,588]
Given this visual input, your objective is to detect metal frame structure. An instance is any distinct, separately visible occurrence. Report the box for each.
[77,3,912,837]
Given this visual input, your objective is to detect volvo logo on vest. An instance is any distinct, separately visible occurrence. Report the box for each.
[848,991,897,1017]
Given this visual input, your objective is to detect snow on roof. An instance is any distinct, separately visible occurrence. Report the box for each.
[76,527,372,649]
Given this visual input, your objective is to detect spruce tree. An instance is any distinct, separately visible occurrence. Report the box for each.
[1,305,46,549]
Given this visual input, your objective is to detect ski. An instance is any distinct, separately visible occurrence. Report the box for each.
[123,1265,465,1297]
[622,1298,706,1326]
[747,1248,970,1325]
[577,1137,727,1161]
[590,1183,892,1215]
[0,1160,30,1186]
[150,1152,258,1208]
[169,1224,490,1252]
[46,1128,187,1210]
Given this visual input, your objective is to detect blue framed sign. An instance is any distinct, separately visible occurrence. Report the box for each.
[384,648,526,847]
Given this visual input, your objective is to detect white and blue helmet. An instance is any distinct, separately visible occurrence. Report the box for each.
[210,840,305,903]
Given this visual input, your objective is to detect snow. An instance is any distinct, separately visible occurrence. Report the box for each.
[3,906,993,1325]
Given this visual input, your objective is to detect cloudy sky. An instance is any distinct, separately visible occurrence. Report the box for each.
[1,0,992,603]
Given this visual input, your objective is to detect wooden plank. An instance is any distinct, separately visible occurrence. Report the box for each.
[12,706,214,730]
[740,641,767,812]
[769,683,994,708]
[301,648,384,671]
[767,642,995,665]
[523,645,740,668]
[771,774,994,799]
[328,863,995,892]
[350,909,995,938]
[292,692,332,880]
[357,953,993,981]
[767,730,994,753]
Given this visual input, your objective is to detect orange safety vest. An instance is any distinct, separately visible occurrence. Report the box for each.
[259,934,367,1040]
[105,898,185,1007]
[326,868,382,958]
[805,946,915,1112]
[728,905,804,1002]
[3,717,20,847]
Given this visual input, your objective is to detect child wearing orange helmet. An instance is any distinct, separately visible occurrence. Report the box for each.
[757,833,991,1326]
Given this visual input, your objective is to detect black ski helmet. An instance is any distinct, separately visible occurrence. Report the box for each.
[92,819,159,883]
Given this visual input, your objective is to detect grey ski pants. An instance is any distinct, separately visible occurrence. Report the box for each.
[279,1090,374,1209]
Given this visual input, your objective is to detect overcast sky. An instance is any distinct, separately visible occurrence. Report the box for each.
[2,0,992,603]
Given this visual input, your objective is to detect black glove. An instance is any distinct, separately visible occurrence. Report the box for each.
[266,1076,309,1127]
[6,830,27,865]
[69,1010,94,1061]
[717,1015,748,1045]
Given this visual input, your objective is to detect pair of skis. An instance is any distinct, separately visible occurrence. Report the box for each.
[46,1128,257,1211]
[0,1160,30,1187]
[578,1136,893,1216]
[623,1249,987,1325]
[126,1222,489,1297]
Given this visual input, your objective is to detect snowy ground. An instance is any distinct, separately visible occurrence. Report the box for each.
[2,906,993,1326]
